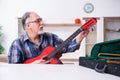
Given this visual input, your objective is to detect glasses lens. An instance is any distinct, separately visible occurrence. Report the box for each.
[28,18,42,23]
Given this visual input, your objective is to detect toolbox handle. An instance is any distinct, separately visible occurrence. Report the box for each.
[95,63,108,73]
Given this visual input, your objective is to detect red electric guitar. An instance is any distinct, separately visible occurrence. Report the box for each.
[24,18,97,64]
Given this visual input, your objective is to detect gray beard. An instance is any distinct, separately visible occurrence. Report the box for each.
[38,31,44,35]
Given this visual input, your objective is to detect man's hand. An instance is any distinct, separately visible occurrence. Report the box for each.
[30,55,50,64]
[76,30,89,45]
[31,59,50,64]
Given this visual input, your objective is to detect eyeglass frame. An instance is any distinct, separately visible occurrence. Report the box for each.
[27,18,43,24]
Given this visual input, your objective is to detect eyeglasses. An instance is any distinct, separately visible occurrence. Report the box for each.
[28,18,42,23]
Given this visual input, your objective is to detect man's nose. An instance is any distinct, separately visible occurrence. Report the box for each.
[40,21,44,26]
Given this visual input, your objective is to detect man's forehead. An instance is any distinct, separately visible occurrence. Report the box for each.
[30,12,41,19]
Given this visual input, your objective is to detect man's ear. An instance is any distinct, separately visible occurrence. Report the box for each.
[25,23,30,29]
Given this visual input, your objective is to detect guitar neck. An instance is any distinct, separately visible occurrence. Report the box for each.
[46,18,97,60]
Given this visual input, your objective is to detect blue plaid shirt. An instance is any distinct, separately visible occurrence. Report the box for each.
[8,32,80,63]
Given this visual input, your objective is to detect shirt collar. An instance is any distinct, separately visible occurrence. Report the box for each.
[23,32,44,44]
[23,33,29,42]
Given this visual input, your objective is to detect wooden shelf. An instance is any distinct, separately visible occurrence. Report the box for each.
[17,17,82,27]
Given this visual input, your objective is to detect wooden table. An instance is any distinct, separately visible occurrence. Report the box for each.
[0,63,119,80]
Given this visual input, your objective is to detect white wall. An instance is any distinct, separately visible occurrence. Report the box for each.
[0,0,120,54]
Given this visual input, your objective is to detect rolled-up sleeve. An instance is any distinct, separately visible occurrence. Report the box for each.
[62,39,80,53]
[52,34,80,53]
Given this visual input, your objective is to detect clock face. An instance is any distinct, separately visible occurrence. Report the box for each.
[84,3,94,13]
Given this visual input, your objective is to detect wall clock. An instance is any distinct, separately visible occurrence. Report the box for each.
[84,3,94,13]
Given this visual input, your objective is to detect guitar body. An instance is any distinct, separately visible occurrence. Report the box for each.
[24,46,63,64]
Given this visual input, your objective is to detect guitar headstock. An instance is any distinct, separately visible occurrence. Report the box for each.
[82,18,97,30]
